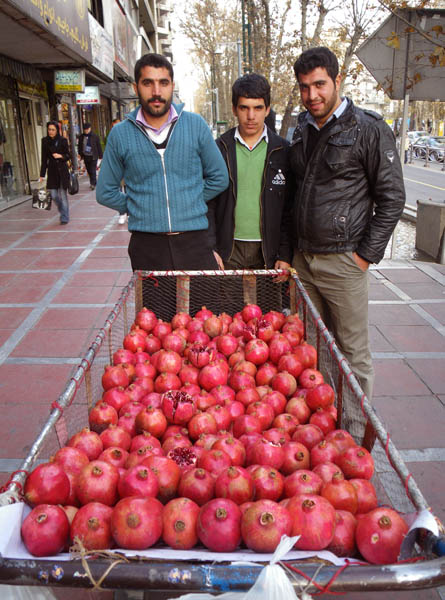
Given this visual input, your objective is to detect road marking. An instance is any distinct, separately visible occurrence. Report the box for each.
[404,177,445,191]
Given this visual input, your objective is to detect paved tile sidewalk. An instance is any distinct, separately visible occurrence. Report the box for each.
[0,178,444,598]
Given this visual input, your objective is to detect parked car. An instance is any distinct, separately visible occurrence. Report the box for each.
[412,136,445,162]
[407,130,428,143]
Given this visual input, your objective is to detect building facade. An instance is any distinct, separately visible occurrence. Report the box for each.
[0,0,173,211]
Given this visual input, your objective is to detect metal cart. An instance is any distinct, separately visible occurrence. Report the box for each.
[0,270,444,596]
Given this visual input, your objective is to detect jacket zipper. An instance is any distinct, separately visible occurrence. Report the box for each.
[260,146,282,267]
[129,110,183,233]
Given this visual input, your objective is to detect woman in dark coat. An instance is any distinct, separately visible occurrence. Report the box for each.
[39,121,71,224]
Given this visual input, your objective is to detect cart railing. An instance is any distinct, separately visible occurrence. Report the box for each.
[0,269,443,593]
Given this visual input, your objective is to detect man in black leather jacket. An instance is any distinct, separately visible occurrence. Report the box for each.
[207,73,293,272]
[289,47,405,442]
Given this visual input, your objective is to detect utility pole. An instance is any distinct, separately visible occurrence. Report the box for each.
[241,0,252,73]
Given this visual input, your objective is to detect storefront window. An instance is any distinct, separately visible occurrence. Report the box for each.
[0,97,26,206]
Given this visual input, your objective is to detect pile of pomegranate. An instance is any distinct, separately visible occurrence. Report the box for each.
[21,304,408,564]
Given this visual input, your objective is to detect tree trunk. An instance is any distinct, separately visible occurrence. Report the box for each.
[280,82,299,138]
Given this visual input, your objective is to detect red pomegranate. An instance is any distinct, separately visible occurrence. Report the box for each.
[142,455,182,503]
[312,461,345,485]
[162,497,200,550]
[350,479,378,514]
[321,473,358,514]
[214,466,255,505]
[102,387,130,413]
[88,402,118,434]
[100,425,132,451]
[280,441,311,475]
[327,510,358,557]
[70,502,113,550]
[287,493,336,551]
[52,446,89,476]
[68,428,103,461]
[284,469,323,497]
[75,460,119,506]
[251,466,284,501]
[24,463,70,507]
[102,365,130,390]
[162,390,196,425]
[21,504,70,556]
[197,498,242,552]
[355,507,408,564]
[292,424,324,450]
[111,496,163,549]
[118,465,159,498]
[337,446,375,480]
[241,499,292,553]
[178,467,215,506]
[98,446,129,469]
[135,307,157,332]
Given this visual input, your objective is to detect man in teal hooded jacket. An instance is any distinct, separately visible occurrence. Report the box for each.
[97,53,228,271]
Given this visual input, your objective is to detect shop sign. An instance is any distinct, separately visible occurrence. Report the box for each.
[9,0,92,62]
[54,70,85,93]
[76,86,100,105]
[112,1,130,76]
[17,80,48,100]
[89,14,114,80]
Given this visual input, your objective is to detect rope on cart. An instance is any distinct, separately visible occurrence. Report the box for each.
[281,560,352,595]
[0,469,28,503]
[70,537,130,590]
[138,270,159,286]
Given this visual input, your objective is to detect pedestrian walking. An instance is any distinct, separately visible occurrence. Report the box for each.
[288,47,405,442]
[78,123,103,190]
[96,52,228,271]
[39,120,71,225]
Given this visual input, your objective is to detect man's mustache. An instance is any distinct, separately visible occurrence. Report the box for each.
[148,97,166,103]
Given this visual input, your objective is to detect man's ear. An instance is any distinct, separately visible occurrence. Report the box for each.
[335,74,342,91]
[132,82,138,95]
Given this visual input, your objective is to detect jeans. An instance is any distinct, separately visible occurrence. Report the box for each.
[50,188,69,223]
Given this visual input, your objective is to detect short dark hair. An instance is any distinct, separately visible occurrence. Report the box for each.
[134,53,174,84]
[232,73,271,108]
[293,47,339,83]
[83,122,91,130]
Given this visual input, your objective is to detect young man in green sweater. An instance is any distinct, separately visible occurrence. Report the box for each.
[208,73,292,272]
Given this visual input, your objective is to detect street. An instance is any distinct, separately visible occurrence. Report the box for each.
[403,160,445,208]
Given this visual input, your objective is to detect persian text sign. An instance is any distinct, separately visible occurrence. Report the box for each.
[75,86,100,105]
[54,70,85,93]
[89,13,114,80]
[9,0,92,62]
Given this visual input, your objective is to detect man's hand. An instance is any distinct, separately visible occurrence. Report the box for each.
[274,260,291,282]
[352,252,370,272]
[39,176,44,182]
[213,251,225,270]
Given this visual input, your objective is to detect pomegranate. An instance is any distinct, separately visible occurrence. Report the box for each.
[24,463,70,507]
[251,439,284,470]
[293,343,317,369]
[75,460,119,506]
[325,430,356,453]
[198,448,232,476]
[135,307,157,332]
[214,466,255,505]
[310,440,341,468]
[292,423,325,450]
[262,390,287,415]
[211,384,235,405]
[272,412,299,436]
[236,387,260,408]
[271,372,297,397]
[70,502,113,550]
[321,473,358,513]
[153,320,172,339]
[206,404,232,431]
[246,401,275,430]
[162,390,196,425]
[142,455,182,503]
[306,383,335,411]
[52,446,89,476]
[178,467,215,506]
[241,499,292,553]
[162,332,186,353]
[118,464,159,498]
[277,354,303,379]
[263,310,286,330]
[355,507,408,564]
[98,447,129,469]
[188,412,218,440]
[102,387,130,412]
[100,425,132,451]
[255,362,278,386]
[244,339,269,365]
[179,361,199,385]
[284,469,323,497]
[350,479,378,514]
[286,397,311,424]
[228,370,256,392]
[280,441,311,474]
[68,428,103,460]
[298,368,324,389]
[124,330,147,353]
[168,446,199,471]
[216,334,239,357]
[162,497,200,550]
[327,510,357,557]
[197,498,242,552]
[111,496,163,549]
[337,446,375,480]
[88,402,118,433]
[251,466,284,501]
[113,348,136,365]
[145,334,162,354]
[134,406,168,438]
[134,361,156,381]
[232,414,262,438]
[287,494,336,550]
[309,408,337,435]
[241,304,262,322]
[131,431,162,452]
[162,433,192,454]
[268,335,292,364]
[21,504,69,556]
[313,462,345,485]
[213,436,246,466]
[102,365,130,390]
[199,361,228,391]
[262,427,290,446]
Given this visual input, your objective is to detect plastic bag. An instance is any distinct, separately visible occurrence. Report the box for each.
[171,535,300,600]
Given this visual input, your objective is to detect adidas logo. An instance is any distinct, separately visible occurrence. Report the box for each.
[272,170,286,185]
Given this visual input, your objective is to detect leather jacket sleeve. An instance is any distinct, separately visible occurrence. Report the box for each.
[356,119,405,263]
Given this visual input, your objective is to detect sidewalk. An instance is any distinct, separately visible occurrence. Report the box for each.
[0,177,444,598]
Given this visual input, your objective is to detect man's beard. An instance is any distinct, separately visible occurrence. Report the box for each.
[139,94,172,118]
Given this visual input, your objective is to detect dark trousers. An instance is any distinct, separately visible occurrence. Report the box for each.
[128,230,221,319]
[84,157,98,186]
